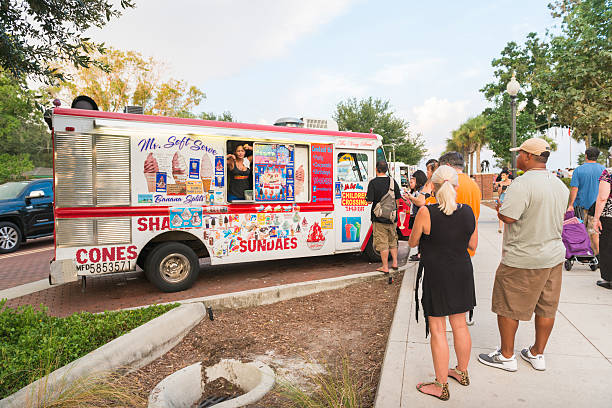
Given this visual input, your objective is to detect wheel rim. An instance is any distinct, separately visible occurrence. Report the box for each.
[159,253,190,283]
[0,226,18,250]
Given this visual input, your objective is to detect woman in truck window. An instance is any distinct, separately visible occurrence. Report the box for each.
[227,144,253,201]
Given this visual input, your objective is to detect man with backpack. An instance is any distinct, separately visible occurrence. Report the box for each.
[366,160,402,273]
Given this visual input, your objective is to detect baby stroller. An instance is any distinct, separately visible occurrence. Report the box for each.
[562,210,598,271]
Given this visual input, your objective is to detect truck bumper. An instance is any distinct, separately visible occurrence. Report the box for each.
[49,259,78,285]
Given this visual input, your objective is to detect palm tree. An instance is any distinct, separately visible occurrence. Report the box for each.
[448,115,489,175]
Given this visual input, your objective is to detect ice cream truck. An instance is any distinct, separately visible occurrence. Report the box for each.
[49,104,411,292]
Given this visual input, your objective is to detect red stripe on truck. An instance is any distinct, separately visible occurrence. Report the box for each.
[55,203,334,218]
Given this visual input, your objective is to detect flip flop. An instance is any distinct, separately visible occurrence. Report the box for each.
[416,380,449,401]
[391,266,399,272]
[376,267,389,274]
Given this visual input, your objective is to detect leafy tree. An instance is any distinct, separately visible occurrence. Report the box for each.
[482,0,612,147]
[480,32,552,129]
[47,48,205,117]
[333,97,426,165]
[198,111,236,122]
[532,0,612,146]
[0,154,33,184]
[0,71,51,173]
[483,95,538,166]
[0,0,135,85]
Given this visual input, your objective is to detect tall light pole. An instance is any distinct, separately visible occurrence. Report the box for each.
[506,72,520,172]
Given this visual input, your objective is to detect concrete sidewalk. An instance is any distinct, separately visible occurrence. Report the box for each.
[375,205,612,407]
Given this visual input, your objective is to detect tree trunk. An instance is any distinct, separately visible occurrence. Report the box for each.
[469,152,475,175]
[586,133,591,148]
[476,143,482,173]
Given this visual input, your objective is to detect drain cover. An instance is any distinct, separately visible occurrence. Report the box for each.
[197,395,232,408]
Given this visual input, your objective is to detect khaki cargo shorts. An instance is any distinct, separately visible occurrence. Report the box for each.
[373,222,398,252]
[492,262,562,321]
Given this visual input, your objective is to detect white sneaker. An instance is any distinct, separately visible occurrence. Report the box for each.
[478,348,518,372]
[520,346,546,371]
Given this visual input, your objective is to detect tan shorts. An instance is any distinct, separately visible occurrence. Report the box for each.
[373,222,398,252]
[492,262,562,321]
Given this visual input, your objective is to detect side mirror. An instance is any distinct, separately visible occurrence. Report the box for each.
[27,190,45,199]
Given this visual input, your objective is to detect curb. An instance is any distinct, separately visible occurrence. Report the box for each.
[0,303,206,408]
[125,270,393,313]
[374,262,416,408]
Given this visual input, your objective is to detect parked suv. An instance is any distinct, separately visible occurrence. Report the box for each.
[0,179,54,253]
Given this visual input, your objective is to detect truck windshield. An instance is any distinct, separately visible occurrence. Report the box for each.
[0,182,29,200]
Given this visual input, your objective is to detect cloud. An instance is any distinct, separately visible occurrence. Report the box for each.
[407,97,472,159]
[90,0,357,82]
[291,71,369,115]
[371,58,445,85]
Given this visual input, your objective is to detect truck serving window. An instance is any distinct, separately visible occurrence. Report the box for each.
[337,153,369,182]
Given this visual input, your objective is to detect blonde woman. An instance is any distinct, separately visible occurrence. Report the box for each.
[408,165,478,401]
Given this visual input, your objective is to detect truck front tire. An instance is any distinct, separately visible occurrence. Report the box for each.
[0,222,22,254]
[144,242,200,292]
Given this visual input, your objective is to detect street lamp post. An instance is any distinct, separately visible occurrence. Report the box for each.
[506,72,520,172]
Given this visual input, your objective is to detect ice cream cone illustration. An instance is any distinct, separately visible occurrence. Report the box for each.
[200,154,213,192]
[144,153,159,192]
[172,152,187,183]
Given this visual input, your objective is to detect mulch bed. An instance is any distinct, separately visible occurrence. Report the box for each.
[125,273,402,407]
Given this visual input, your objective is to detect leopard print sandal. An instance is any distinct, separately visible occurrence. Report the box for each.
[449,366,470,386]
[416,379,450,401]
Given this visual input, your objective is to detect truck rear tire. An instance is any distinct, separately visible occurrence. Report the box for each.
[0,222,22,254]
[144,242,199,292]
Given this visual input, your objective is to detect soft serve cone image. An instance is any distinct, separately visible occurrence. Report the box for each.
[144,152,159,192]
[172,152,187,183]
[200,154,213,192]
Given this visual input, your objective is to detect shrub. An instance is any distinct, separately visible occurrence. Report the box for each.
[561,177,571,189]
[0,300,179,399]
[277,356,363,408]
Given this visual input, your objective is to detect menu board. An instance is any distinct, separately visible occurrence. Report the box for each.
[253,144,294,201]
[311,143,333,203]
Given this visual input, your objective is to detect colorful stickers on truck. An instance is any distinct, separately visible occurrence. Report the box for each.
[135,209,331,259]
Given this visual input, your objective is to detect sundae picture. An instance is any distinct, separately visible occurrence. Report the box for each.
[172,214,183,227]
[144,153,159,192]
[307,222,325,250]
[201,154,213,192]
[172,152,187,183]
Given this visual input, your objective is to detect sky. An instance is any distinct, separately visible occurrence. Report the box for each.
[87,0,584,171]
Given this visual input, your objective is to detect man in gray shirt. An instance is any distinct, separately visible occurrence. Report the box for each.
[479,138,568,372]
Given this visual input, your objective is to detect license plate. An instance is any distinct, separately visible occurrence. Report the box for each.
[75,260,136,275]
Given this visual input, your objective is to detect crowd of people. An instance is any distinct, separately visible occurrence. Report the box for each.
[365,139,612,401]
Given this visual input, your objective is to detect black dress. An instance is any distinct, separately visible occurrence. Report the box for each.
[228,165,251,200]
[416,204,476,333]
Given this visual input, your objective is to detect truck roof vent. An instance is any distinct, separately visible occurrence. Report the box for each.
[71,95,98,110]
[302,117,339,131]
[123,106,144,114]
[274,117,304,127]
